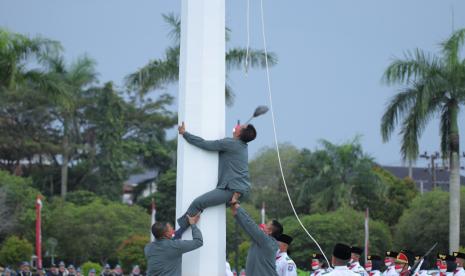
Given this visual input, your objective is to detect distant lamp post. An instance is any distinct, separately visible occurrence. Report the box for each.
[45,237,57,265]
[420,151,441,189]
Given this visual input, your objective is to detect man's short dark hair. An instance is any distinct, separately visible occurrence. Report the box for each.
[151,222,168,239]
[270,219,283,239]
[240,124,257,143]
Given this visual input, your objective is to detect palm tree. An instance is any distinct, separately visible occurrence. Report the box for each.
[125,13,277,105]
[0,28,61,90]
[42,54,98,197]
[381,28,465,252]
[0,29,63,172]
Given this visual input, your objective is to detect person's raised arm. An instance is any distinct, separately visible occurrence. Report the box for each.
[170,214,203,254]
[178,122,230,151]
[232,203,268,246]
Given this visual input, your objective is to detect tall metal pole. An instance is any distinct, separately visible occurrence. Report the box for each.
[35,196,42,270]
[176,0,226,275]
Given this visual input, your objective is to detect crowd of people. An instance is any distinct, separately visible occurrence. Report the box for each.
[0,262,142,276]
[1,246,464,276]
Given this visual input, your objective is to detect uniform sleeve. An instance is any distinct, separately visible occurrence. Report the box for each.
[183,132,231,152]
[169,224,203,254]
[235,207,269,246]
[284,263,297,276]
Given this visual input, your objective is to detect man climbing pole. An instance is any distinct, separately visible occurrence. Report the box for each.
[176,121,257,230]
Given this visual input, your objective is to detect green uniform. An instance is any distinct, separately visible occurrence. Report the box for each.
[177,132,251,228]
[235,207,279,276]
[144,225,203,276]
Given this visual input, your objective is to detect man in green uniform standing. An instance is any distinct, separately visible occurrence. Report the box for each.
[231,200,282,276]
[145,214,203,276]
[176,121,257,229]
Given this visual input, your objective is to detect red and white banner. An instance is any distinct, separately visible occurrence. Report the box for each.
[35,195,43,269]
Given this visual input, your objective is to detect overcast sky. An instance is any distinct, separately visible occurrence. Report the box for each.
[1,0,465,168]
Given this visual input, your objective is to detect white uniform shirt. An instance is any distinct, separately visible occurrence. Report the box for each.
[414,270,428,276]
[311,268,327,276]
[383,266,398,276]
[369,270,382,276]
[276,252,298,276]
[225,261,234,276]
[349,261,368,276]
[326,266,360,276]
[454,267,465,276]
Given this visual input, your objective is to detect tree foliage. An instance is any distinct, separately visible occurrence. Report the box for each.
[117,235,149,273]
[137,169,177,224]
[381,28,465,251]
[44,198,150,264]
[0,170,41,242]
[394,188,465,255]
[81,261,102,276]
[249,139,414,226]
[0,236,33,269]
[125,14,277,105]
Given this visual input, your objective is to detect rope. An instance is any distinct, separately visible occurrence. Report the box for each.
[244,0,250,74]
[258,0,331,266]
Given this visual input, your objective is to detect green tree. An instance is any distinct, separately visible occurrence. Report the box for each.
[381,28,465,251]
[372,166,418,226]
[91,82,126,200]
[137,169,177,224]
[0,170,42,242]
[41,54,98,198]
[0,236,33,269]
[80,83,176,200]
[300,139,385,215]
[281,208,392,270]
[250,140,389,221]
[81,261,102,276]
[228,240,250,272]
[125,14,277,104]
[394,188,465,255]
[0,29,62,172]
[117,235,149,273]
[0,28,61,91]
[65,190,100,206]
[45,198,150,264]
[249,144,301,218]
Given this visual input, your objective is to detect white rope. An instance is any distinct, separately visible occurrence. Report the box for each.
[258,0,331,267]
[244,0,250,74]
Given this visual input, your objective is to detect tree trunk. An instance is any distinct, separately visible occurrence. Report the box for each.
[61,121,69,198]
[448,104,460,253]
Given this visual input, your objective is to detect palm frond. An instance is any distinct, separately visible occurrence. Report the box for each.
[125,58,179,95]
[162,13,181,45]
[225,82,234,106]
[383,49,441,85]
[68,55,98,87]
[381,89,417,142]
[441,28,465,67]
[226,48,277,71]
[398,83,442,161]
